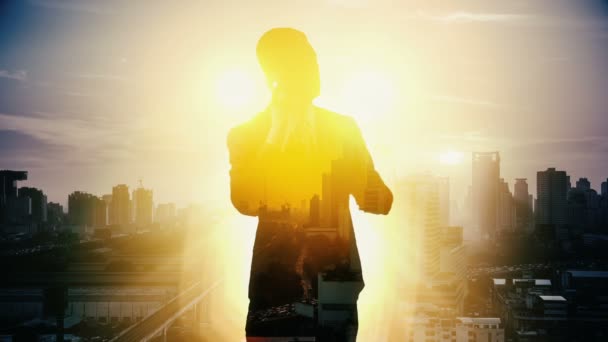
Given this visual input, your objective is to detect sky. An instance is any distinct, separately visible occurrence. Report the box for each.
[2,0,608,209]
[2,1,608,338]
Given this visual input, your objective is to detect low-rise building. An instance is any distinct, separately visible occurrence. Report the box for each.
[402,314,504,342]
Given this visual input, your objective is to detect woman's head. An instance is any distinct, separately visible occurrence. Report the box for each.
[256,28,320,105]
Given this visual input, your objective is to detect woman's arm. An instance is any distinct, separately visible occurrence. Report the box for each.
[344,117,393,215]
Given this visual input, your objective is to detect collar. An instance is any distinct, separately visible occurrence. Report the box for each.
[270,104,315,126]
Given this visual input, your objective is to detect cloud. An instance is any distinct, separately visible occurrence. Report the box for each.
[507,136,608,157]
[73,73,128,82]
[440,131,489,143]
[429,94,502,109]
[327,0,369,9]
[63,91,99,97]
[0,129,67,167]
[417,10,529,24]
[27,0,113,14]
[0,70,27,82]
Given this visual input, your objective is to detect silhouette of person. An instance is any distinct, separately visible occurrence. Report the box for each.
[227,28,393,341]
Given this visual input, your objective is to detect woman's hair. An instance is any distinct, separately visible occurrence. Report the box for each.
[256,28,320,99]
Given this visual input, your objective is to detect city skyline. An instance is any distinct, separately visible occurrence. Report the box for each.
[5,156,608,214]
[4,152,608,231]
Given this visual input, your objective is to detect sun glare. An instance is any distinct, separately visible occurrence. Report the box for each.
[338,70,395,122]
[439,150,465,165]
[215,69,257,111]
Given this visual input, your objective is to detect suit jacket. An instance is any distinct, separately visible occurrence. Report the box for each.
[227,105,392,310]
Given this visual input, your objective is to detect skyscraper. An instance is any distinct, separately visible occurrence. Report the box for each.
[576,178,591,191]
[94,197,107,227]
[110,184,131,226]
[0,170,27,201]
[438,177,450,227]
[47,202,64,226]
[497,178,515,233]
[399,174,466,314]
[17,187,48,224]
[513,179,533,233]
[536,168,570,226]
[320,158,350,229]
[101,194,112,225]
[68,191,97,226]
[309,194,320,227]
[155,202,176,225]
[361,165,393,215]
[133,185,153,226]
[472,152,500,240]
[401,174,441,280]
[0,170,28,224]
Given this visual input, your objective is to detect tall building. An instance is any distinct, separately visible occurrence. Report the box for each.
[320,158,350,229]
[576,177,591,191]
[399,175,467,315]
[47,202,64,226]
[440,226,468,303]
[536,168,570,226]
[17,187,48,224]
[462,185,474,240]
[101,194,112,225]
[361,165,392,215]
[110,184,130,226]
[438,177,450,227]
[401,174,441,281]
[309,194,320,227]
[68,191,97,226]
[513,179,533,233]
[472,152,500,240]
[497,179,515,233]
[133,185,153,226]
[567,178,601,234]
[0,170,27,201]
[0,170,28,224]
[155,202,176,225]
[94,197,107,227]
[601,180,608,196]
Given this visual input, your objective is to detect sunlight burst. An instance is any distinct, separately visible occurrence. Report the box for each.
[215,69,257,111]
[439,150,465,165]
[338,70,395,122]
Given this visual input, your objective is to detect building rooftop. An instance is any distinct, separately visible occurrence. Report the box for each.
[538,295,567,302]
[566,270,608,278]
[493,278,506,285]
[456,317,501,325]
[493,278,551,286]
[513,279,551,286]
[583,233,608,240]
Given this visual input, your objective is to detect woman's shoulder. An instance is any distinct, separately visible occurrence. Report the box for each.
[313,106,361,135]
[227,110,271,146]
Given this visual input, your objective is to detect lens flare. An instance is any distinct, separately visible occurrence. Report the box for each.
[216,69,257,110]
[439,150,464,165]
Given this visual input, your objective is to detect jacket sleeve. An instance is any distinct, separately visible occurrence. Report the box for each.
[345,117,393,215]
[227,126,266,217]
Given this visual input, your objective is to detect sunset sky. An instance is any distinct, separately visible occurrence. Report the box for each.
[2,0,608,208]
